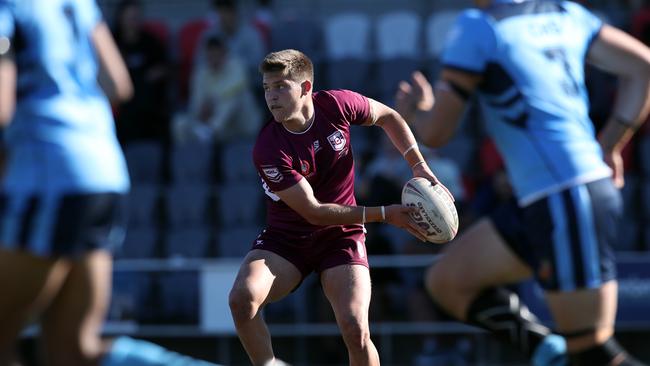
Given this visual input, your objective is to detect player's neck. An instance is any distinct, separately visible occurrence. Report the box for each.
[282,102,315,133]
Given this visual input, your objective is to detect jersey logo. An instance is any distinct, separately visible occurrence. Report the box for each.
[262,166,283,183]
[327,130,346,152]
[313,140,321,153]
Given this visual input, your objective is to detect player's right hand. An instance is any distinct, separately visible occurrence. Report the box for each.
[384,204,428,242]
[602,148,625,188]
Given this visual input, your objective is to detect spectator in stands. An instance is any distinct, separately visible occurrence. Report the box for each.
[112,0,170,145]
[173,35,261,144]
[208,0,265,78]
[252,0,274,52]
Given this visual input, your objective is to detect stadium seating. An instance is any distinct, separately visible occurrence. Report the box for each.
[218,182,263,226]
[643,180,650,224]
[269,16,323,62]
[164,183,213,228]
[123,141,165,184]
[425,10,461,59]
[618,220,640,252]
[640,135,650,177]
[164,227,211,258]
[170,142,215,184]
[157,272,199,323]
[217,225,262,258]
[119,226,159,259]
[128,183,160,228]
[221,139,258,183]
[142,19,171,44]
[177,18,212,102]
[323,12,372,92]
[375,11,423,103]
[110,272,154,322]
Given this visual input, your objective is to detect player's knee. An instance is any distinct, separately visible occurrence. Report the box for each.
[337,314,370,349]
[228,287,259,323]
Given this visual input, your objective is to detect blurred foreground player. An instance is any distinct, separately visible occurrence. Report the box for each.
[228,49,449,366]
[397,0,650,365]
[0,1,218,365]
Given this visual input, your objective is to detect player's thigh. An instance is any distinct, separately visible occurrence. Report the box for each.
[320,264,372,321]
[426,217,532,293]
[0,249,69,352]
[545,280,617,334]
[40,250,112,359]
[230,249,302,305]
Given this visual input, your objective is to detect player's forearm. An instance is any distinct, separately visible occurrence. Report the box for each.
[413,90,465,148]
[306,203,384,226]
[0,57,16,126]
[599,76,650,152]
[378,110,427,168]
[93,22,133,102]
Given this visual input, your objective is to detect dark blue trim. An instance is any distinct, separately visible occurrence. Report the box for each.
[18,196,39,249]
[441,63,484,76]
[563,189,586,288]
[585,25,603,60]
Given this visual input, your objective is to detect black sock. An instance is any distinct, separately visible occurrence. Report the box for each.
[569,338,647,366]
[465,287,551,357]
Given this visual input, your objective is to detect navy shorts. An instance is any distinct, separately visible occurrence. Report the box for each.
[251,224,368,279]
[0,191,127,258]
[493,178,620,291]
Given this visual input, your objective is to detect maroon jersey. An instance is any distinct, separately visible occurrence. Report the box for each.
[253,89,371,232]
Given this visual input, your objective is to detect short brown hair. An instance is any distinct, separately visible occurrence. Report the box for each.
[259,49,314,83]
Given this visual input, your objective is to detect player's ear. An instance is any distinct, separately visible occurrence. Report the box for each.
[301,80,312,95]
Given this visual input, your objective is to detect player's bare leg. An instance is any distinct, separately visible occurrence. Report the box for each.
[545,282,645,365]
[0,249,70,355]
[40,250,112,366]
[424,218,565,365]
[321,264,379,366]
[546,282,616,352]
[229,250,302,366]
[425,218,532,320]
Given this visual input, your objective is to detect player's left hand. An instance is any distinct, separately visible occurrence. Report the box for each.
[412,161,455,202]
[395,71,435,123]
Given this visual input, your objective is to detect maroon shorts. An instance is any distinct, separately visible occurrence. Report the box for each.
[251,224,368,278]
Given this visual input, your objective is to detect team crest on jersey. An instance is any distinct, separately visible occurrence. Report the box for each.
[300,160,310,175]
[262,166,283,183]
[327,130,346,152]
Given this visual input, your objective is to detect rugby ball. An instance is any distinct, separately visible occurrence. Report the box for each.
[401,177,458,244]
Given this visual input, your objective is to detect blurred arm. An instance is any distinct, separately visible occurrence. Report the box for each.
[588,24,650,153]
[409,69,481,148]
[92,22,133,103]
[0,50,16,126]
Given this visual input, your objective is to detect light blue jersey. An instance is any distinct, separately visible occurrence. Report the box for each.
[0,0,129,194]
[441,0,611,206]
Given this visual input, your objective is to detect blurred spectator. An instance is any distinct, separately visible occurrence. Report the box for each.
[207,0,265,77]
[112,0,170,144]
[632,1,650,38]
[251,0,274,52]
[173,35,261,145]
